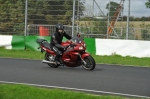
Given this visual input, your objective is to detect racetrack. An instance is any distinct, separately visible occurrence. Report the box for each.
[0,58,150,98]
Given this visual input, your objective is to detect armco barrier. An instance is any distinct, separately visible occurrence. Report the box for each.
[0,35,95,54]
[0,35,25,50]
[11,36,25,50]
[0,35,13,49]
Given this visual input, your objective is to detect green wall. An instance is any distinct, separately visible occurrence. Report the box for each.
[11,36,25,50]
[10,36,96,54]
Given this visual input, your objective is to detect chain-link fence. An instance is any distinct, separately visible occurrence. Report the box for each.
[0,0,150,40]
[27,24,74,36]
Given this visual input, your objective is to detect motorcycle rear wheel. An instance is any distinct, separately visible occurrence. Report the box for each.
[45,53,59,68]
[82,56,96,71]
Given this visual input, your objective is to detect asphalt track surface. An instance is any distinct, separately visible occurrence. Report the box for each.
[0,58,150,98]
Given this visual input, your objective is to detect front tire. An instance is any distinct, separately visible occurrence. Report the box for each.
[82,56,96,71]
[45,53,59,68]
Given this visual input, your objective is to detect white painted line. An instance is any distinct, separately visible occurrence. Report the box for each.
[0,81,149,98]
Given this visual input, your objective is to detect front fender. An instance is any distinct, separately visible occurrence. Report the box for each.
[81,52,90,59]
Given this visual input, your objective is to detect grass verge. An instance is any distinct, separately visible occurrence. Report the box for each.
[0,84,132,99]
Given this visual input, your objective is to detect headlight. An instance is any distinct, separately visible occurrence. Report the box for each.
[79,46,83,50]
[83,44,86,47]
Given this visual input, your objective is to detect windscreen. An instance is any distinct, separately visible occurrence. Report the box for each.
[71,37,83,43]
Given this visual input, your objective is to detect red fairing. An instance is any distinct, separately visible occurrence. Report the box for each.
[81,52,90,59]
[47,49,55,55]
[61,40,71,46]
[42,46,56,55]
[62,52,81,67]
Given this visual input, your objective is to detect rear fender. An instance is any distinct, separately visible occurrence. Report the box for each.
[81,52,90,59]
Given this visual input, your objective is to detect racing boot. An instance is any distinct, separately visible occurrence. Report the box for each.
[55,56,63,66]
[59,57,64,66]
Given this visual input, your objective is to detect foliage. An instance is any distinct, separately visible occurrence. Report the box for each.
[0,0,85,34]
[145,0,150,8]
[45,0,84,25]
[122,16,150,21]
[27,0,49,24]
[0,0,25,34]
[140,21,150,40]
[106,1,120,18]
[92,19,107,35]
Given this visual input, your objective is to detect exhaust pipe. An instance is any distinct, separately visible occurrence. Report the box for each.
[42,60,56,64]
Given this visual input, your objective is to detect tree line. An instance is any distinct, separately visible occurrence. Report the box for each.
[120,16,150,21]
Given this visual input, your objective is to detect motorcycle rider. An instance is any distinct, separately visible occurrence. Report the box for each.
[50,24,72,65]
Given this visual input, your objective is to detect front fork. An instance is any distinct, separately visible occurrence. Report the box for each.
[78,52,90,65]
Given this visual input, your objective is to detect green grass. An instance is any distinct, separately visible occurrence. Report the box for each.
[0,84,133,99]
[0,48,150,67]
[93,54,150,67]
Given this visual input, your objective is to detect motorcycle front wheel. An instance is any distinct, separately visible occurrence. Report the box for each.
[45,53,59,68]
[82,56,96,71]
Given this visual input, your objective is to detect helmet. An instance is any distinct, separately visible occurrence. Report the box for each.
[56,24,64,31]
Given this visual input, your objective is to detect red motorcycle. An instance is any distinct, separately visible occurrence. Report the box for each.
[36,35,96,71]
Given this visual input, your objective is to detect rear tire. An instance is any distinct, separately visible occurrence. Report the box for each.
[45,53,59,68]
[82,56,95,71]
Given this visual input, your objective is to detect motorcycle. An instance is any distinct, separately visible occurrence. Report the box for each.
[36,34,96,71]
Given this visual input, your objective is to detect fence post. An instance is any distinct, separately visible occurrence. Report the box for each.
[24,0,28,36]
[126,0,130,39]
[72,0,76,37]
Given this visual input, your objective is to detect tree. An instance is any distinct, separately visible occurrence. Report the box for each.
[92,19,107,35]
[27,0,49,24]
[0,0,49,34]
[106,1,120,18]
[0,0,25,34]
[140,21,150,40]
[145,0,150,8]
[45,0,85,25]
